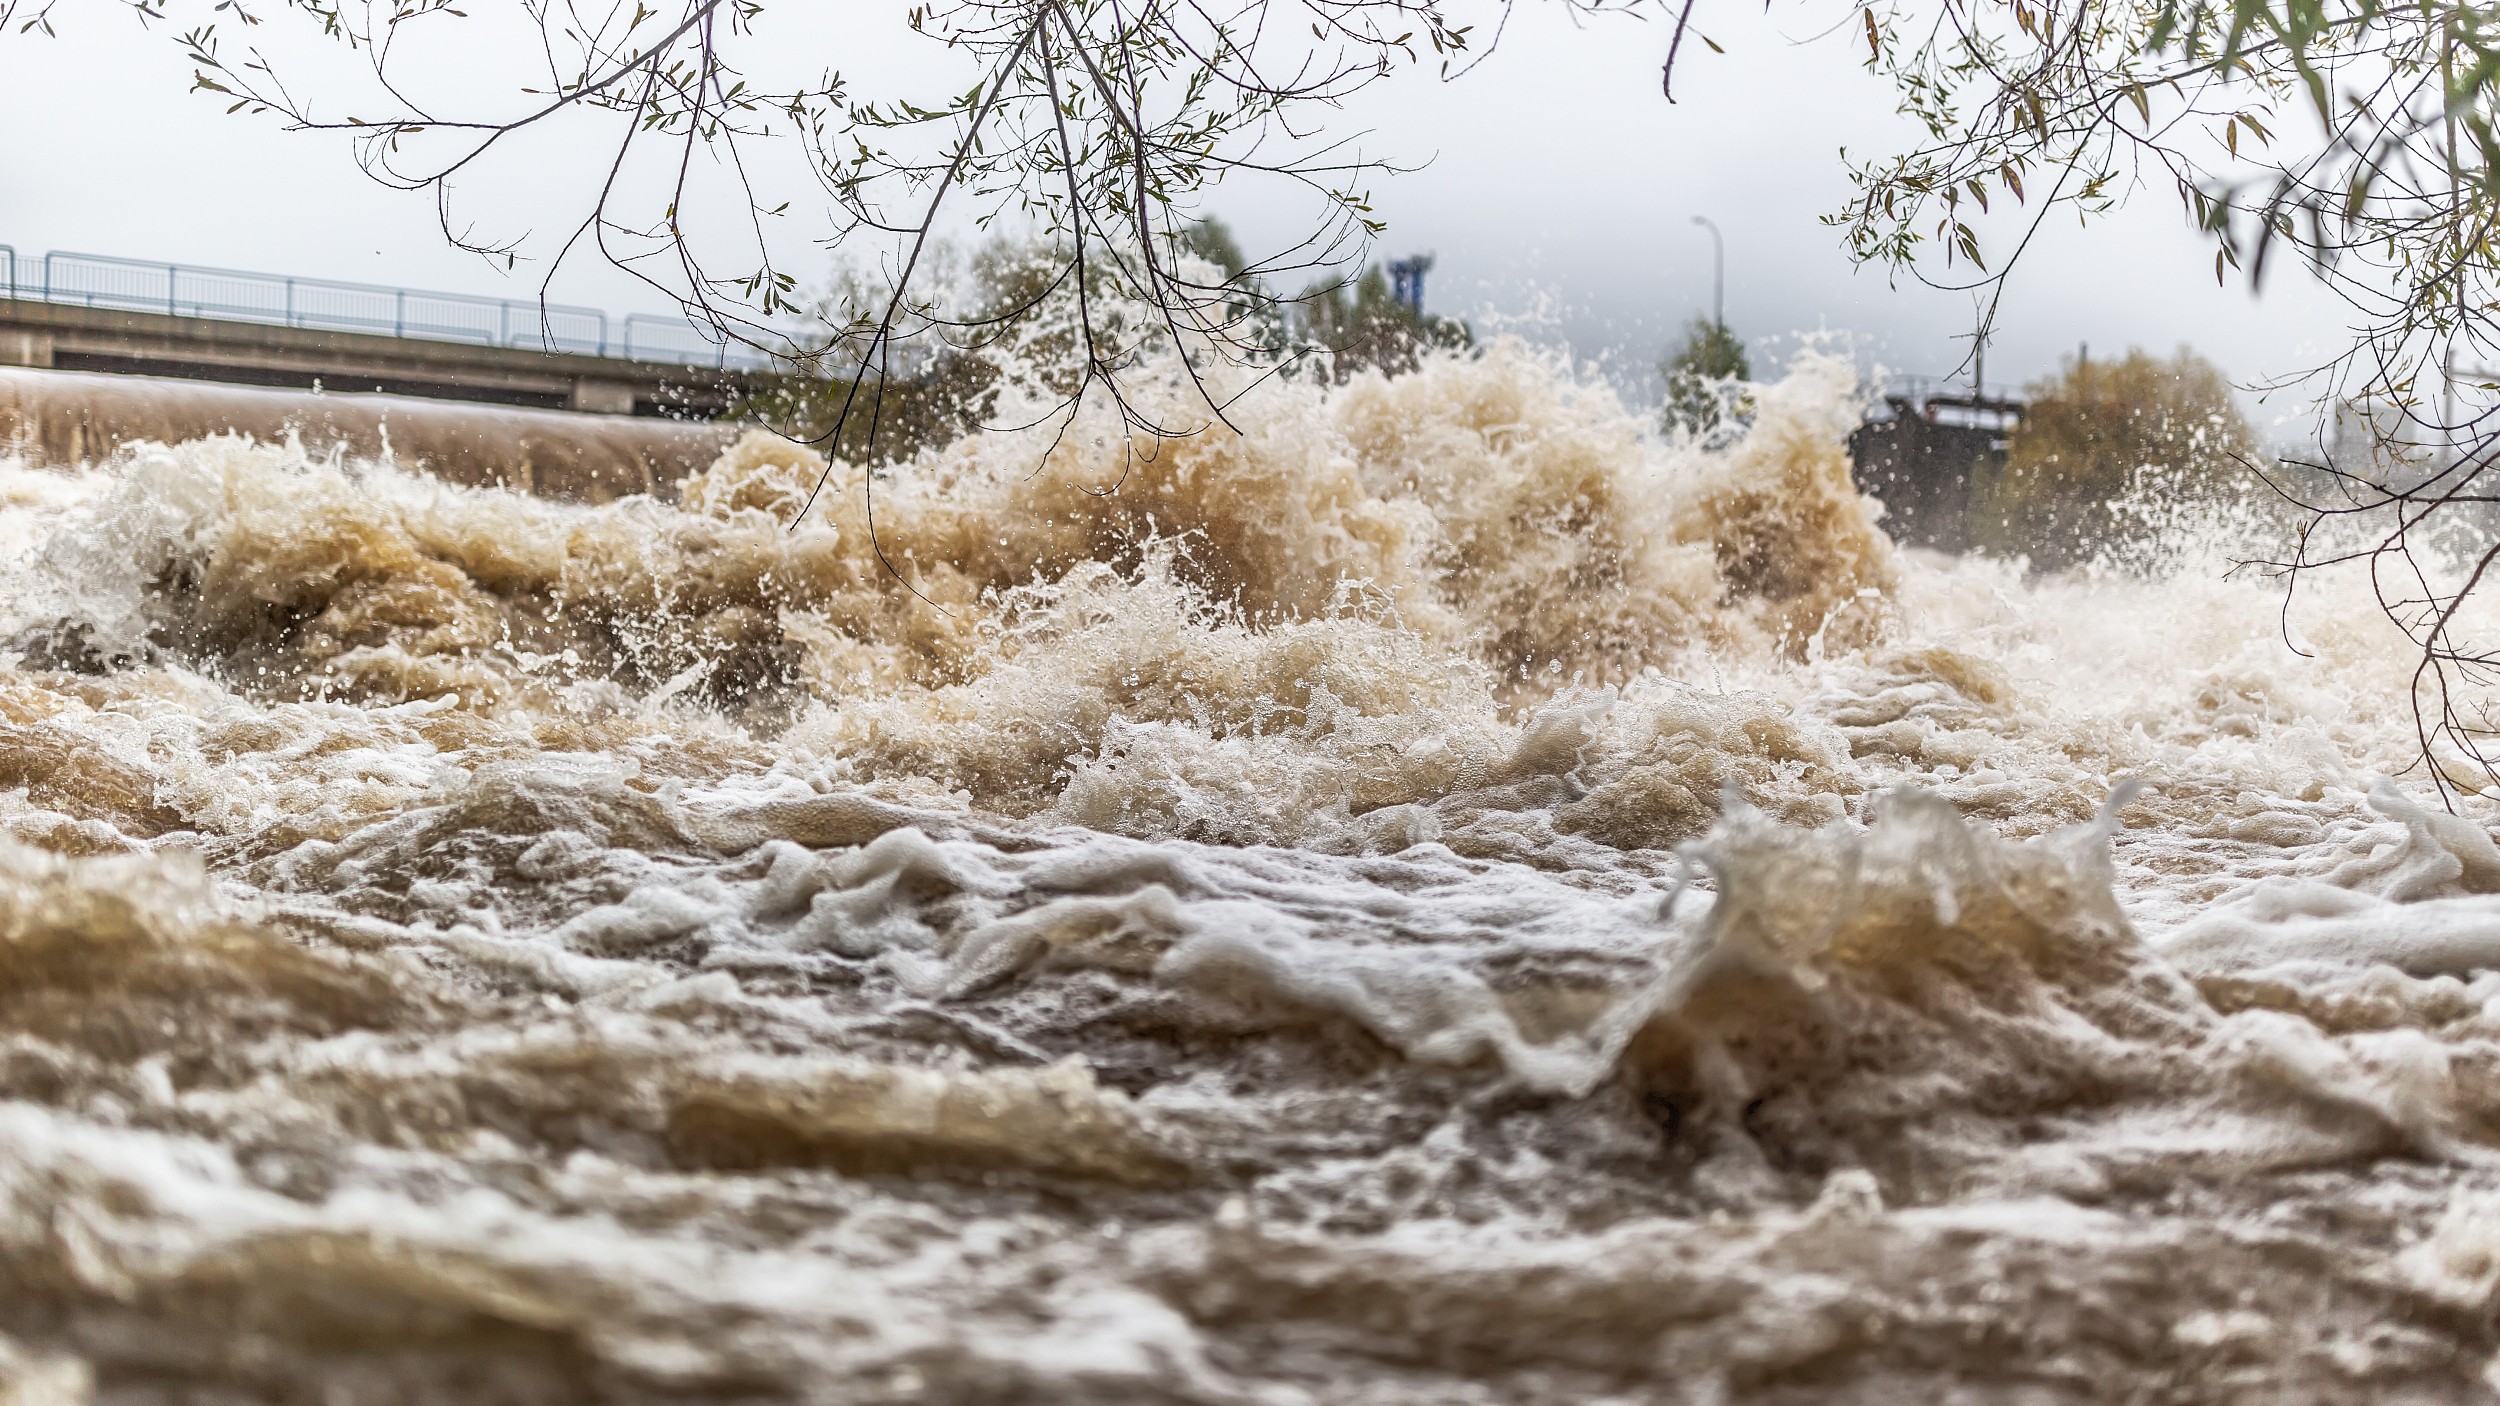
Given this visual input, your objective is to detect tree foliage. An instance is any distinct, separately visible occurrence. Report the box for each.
[730,220,1469,457]
[725,240,1035,461]
[1291,262,1474,377]
[1972,345,2258,566]
[1658,316,1751,438]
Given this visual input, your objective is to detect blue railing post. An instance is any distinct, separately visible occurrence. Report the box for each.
[394,289,405,337]
[285,277,295,326]
[168,263,177,316]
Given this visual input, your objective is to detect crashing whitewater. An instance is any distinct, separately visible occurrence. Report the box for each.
[2,344,2500,1402]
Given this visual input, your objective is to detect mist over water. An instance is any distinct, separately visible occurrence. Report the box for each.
[5,341,2500,1402]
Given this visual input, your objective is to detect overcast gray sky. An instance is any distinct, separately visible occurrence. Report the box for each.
[0,0,2353,432]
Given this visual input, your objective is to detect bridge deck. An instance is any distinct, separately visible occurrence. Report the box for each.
[0,298,772,418]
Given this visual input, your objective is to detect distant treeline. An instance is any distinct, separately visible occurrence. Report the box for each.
[1977,347,2261,569]
[733,221,1470,463]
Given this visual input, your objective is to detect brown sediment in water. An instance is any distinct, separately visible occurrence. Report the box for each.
[1,342,2499,1402]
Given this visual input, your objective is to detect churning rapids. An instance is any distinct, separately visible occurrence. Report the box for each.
[6,343,2500,1404]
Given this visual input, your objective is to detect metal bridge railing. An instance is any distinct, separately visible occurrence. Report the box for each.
[621,313,780,371]
[39,250,609,356]
[4,245,786,371]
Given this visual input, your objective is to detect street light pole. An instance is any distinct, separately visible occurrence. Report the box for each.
[1690,215,1724,330]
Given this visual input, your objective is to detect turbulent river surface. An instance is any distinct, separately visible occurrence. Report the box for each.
[6,346,2500,1404]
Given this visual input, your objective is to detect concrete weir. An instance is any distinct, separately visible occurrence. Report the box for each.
[0,366,741,501]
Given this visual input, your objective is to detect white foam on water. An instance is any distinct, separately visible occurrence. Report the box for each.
[2,344,2500,1401]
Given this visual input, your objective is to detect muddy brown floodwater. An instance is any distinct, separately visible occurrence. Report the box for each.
[3,345,2500,1404]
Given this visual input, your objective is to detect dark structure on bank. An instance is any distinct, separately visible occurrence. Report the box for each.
[1846,388,2026,553]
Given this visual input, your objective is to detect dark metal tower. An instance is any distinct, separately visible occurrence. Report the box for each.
[1387,254,1434,316]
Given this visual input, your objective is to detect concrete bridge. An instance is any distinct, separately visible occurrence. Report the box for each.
[0,247,805,496]
[0,296,769,418]
[0,246,784,417]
